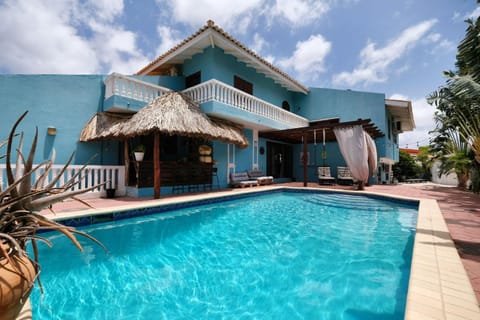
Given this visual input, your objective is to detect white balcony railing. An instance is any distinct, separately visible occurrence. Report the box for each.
[105,73,309,128]
[0,164,125,198]
[104,73,171,103]
[182,79,309,128]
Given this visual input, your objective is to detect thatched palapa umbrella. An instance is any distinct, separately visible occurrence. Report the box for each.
[116,92,248,147]
[80,91,248,198]
[79,112,133,142]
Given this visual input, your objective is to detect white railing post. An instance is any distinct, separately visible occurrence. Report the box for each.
[104,73,171,103]
[0,164,125,198]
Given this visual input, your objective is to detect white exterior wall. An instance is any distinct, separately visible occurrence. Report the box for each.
[430,160,458,186]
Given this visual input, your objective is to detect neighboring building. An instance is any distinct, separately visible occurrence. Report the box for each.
[400,148,421,158]
[0,21,415,197]
[431,161,458,186]
[400,148,458,186]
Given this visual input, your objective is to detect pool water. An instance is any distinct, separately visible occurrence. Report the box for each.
[30,191,418,319]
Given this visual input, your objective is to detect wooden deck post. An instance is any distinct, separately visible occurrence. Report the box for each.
[154,132,161,199]
[303,134,308,187]
[124,140,130,186]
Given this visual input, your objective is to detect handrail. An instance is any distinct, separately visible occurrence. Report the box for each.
[182,79,309,128]
[104,73,171,103]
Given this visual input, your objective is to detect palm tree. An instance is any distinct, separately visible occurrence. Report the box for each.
[433,129,473,189]
[427,15,480,192]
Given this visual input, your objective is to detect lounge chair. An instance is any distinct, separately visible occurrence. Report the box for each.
[317,167,336,185]
[230,172,258,188]
[247,170,274,185]
[337,166,355,185]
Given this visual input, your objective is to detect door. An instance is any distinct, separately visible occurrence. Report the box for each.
[266,142,293,179]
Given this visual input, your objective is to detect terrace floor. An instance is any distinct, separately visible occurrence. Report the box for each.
[41,182,480,306]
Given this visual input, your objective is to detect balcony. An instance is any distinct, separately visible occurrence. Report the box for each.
[182,79,308,128]
[104,73,308,129]
[105,73,171,103]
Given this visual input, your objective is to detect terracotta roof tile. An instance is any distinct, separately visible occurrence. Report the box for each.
[136,20,308,93]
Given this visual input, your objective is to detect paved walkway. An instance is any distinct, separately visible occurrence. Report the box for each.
[43,182,480,304]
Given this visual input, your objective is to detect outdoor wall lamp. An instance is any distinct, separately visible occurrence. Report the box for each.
[47,126,57,136]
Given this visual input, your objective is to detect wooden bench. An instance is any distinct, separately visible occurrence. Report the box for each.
[337,166,355,185]
[230,172,258,188]
[317,167,336,185]
[247,170,274,185]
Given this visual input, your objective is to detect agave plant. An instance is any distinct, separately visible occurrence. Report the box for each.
[0,111,106,319]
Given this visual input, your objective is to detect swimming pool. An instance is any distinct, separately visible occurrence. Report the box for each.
[31,190,418,319]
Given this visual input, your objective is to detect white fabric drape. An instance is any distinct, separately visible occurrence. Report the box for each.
[365,133,378,178]
[334,125,369,183]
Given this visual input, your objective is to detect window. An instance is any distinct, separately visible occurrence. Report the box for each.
[185,71,201,88]
[282,101,290,111]
[234,75,253,94]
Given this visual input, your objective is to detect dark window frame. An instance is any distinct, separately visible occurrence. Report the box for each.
[234,75,253,95]
[185,71,201,88]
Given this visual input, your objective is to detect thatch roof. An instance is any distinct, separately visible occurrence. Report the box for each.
[80,92,248,148]
[79,112,132,142]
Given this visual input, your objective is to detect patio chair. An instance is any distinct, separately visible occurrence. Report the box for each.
[337,166,355,185]
[229,172,258,188]
[317,166,336,185]
[247,170,274,185]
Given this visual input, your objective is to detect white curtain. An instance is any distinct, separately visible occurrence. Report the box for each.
[365,133,378,178]
[333,125,370,183]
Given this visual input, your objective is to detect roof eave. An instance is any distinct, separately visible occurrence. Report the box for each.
[137,21,309,94]
[385,99,416,132]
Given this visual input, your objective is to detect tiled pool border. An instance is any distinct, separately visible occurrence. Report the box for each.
[56,187,419,227]
[45,186,480,319]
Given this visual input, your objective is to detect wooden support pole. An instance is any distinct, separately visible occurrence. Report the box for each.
[154,132,161,199]
[124,140,130,186]
[303,134,308,187]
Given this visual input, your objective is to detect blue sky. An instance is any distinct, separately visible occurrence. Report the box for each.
[1,0,479,148]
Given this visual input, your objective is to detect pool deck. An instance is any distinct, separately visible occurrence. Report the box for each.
[39,182,480,319]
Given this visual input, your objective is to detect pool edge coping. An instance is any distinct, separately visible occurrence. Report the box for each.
[41,186,480,319]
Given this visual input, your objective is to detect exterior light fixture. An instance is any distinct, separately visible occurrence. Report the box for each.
[47,126,57,136]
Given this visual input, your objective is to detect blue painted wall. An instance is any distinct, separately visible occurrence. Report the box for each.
[289,88,389,183]
[184,47,295,109]
[135,75,185,91]
[201,101,293,130]
[294,88,386,131]
[0,75,119,165]
[236,128,253,172]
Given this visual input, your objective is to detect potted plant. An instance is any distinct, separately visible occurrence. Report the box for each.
[0,111,106,319]
[133,144,145,161]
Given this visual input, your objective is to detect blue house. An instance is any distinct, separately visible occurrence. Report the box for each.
[0,20,414,198]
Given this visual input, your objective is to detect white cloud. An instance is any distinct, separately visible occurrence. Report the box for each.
[435,39,455,52]
[159,0,263,32]
[156,26,184,56]
[452,11,461,21]
[270,0,330,27]
[278,34,332,81]
[389,93,408,100]
[88,21,149,74]
[250,33,268,54]
[426,33,441,42]
[264,55,276,64]
[392,96,436,148]
[332,19,437,87]
[0,0,149,74]
[85,0,124,22]
[0,0,99,73]
[424,31,456,54]
[465,6,480,20]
